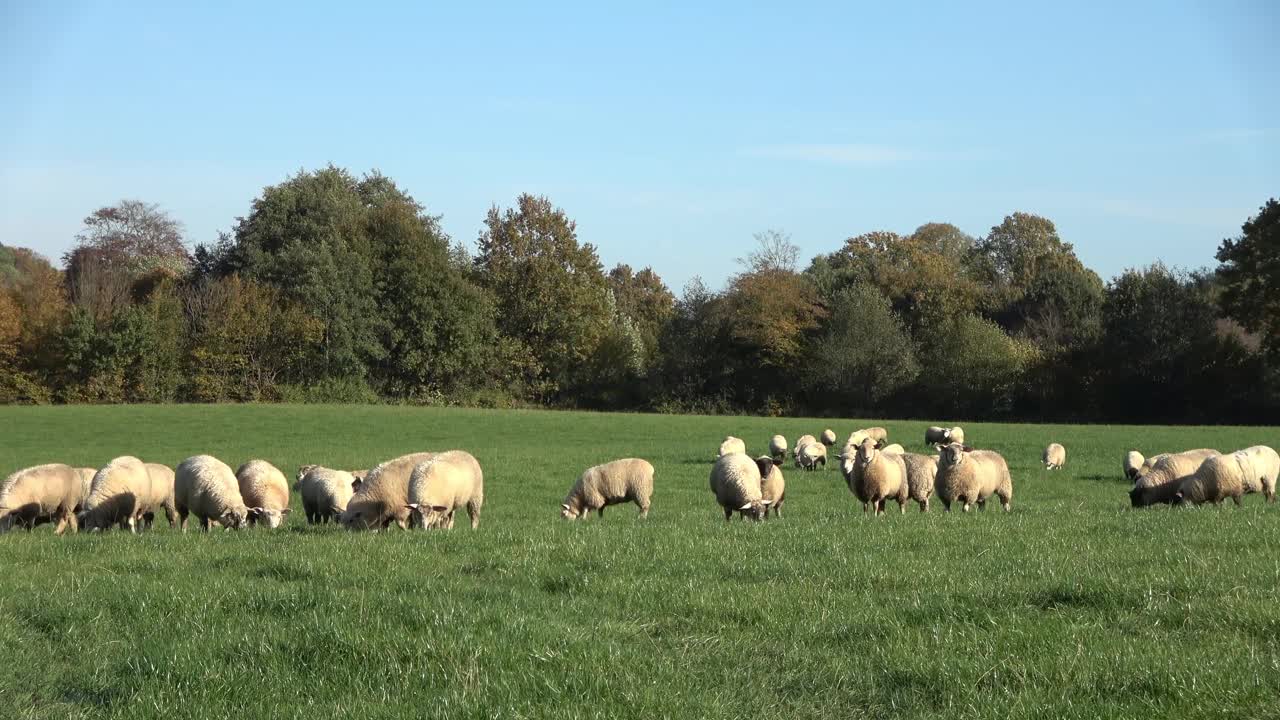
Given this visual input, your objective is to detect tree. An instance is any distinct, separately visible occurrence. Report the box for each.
[64,201,190,321]
[803,283,919,414]
[475,194,612,401]
[607,263,675,366]
[915,314,1039,418]
[741,229,801,273]
[1216,199,1280,353]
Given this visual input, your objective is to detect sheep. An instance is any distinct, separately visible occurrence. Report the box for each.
[797,441,827,471]
[350,469,369,492]
[709,453,773,521]
[847,427,888,449]
[841,437,908,515]
[768,435,787,463]
[236,460,291,529]
[79,456,154,533]
[0,464,81,534]
[935,443,1013,512]
[1173,453,1256,507]
[1043,443,1066,470]
[560,458,654,520]
[793,435,817,466]
[1123,451,1144,481]
[881,443,905,455]
[1234,445,1279,502]
[1132,449,1220,489]
[1129,480,1184,508]
[174,455,250,531]
[718,436,746,458]
[294,466,358,524]
[140,463,178,530]
[340,452,435,531]
[820,429,837,447]
[899,452,938,512]
[924,426,952,445]
[757,456,785,519]
[947,427,965,446]
[404,451,484,530]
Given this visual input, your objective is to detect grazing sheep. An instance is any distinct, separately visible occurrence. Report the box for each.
[0,464,81,534]
[757,456,785,519]
[1133,449,1220,489]
[709,453,774,521]
[820,429,837,447]
[946,427,965,446]
[1129,480,1184,508]
[768,435,788,463]
[561,458,654,520]
[924,426,952,445]
[842,437,909,515]
[718,436,746,458]
[797,441,827,471]
[881,443,905,455]
[295,466,359,524]
[79,456,154,533]
[1234,445,1279,502]
[793,435,817,466]
[174,455,250,532]
[140,463,178,530]
[349,469,369,492]
[404,451,484,530]
[862,427,889,446]
[340,452,435,531]
[1043,443,1066,470]
[1173,453,1254,507]
[236,460,291,529]
[935,443,1013,512]
[900,453,938,512]
[1123,451,1144,481]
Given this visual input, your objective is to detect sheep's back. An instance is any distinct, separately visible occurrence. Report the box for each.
[236,460,289,510]
[1,464,79,514]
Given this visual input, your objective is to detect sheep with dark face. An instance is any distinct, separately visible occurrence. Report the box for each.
[758,456,786,519]
[1133,449,1219,489]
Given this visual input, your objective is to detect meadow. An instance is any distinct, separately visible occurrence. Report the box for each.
[1,404,1278,720]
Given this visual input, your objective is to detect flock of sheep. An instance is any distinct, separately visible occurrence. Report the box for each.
[1,424,1275,534]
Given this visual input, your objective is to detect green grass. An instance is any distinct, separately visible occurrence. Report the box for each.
[1,405,1278,719]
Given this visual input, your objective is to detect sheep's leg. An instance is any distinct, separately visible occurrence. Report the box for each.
[200,516,211,532]
[724,507,733,521]
[1232,495,1242,507]
[597,507,605,519]
[177,508,189,533]
[635,499,649,519]
[773,502,782,519]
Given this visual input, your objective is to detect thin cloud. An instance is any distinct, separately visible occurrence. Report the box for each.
[744,143,918,167]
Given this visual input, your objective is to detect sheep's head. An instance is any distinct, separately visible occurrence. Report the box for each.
[339,502,386,530]
[754,456,776,481]
[248,507,290,528]
[218,508,248,530]
[405,503,451,529]
[939,443,967,468]
[856,438,878,468]
[295,464,319,485]
[350,470,368,493]
[560,502,582,520]
[736,499,771,521]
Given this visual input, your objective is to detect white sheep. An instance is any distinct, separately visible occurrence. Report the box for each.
[768,435,788,463]
[175,455,250,531]
[1234,445,1279,502]
[797,441,827,471]
[880,443,905,455]
[793,435,817,466]
[1123,451,1144,481]
[405,450,484,530]
[80,456,154,532]
[718,436,746,458]
[1043,443,1066,470]
[294,466,358,524]
[924,426,952,445]
[842,437,908,515]
[820,429,837,447]
[1173,453,1258,507]
[0,463,81,534]
[1133,449,1219,489]
[561,458,654,520]
[758,456,785,519]
[140,463,178,530]
[236,460,291,528]
[709,453,773,521]
[73,467,96,512]
[935,443,1012,512]
[341,452,435,531]
[899,452,938,512]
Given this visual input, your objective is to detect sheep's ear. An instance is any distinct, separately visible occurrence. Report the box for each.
[772,457,783,466]
[561,503,571,511]
[962,445,973,452]
[351,479,363,492]
[738,502,753,510]
[761,499,773,505]
[404,503,419,512]
[248,507,264,517]
[431,505,449,513]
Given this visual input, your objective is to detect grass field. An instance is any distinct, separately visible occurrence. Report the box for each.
[1,405,1278,719]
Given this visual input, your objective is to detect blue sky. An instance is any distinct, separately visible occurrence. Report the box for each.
[2,1,1277,292]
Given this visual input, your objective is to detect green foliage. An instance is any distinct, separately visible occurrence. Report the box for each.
[1216,198,1280,353]
[3,405,1280,719]
[917,313,1039,417]
[803,283,919,413]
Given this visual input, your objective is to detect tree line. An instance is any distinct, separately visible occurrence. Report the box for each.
[1,166,1276,423]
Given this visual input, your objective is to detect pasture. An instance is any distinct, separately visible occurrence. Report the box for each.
[1,404,1278,719]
